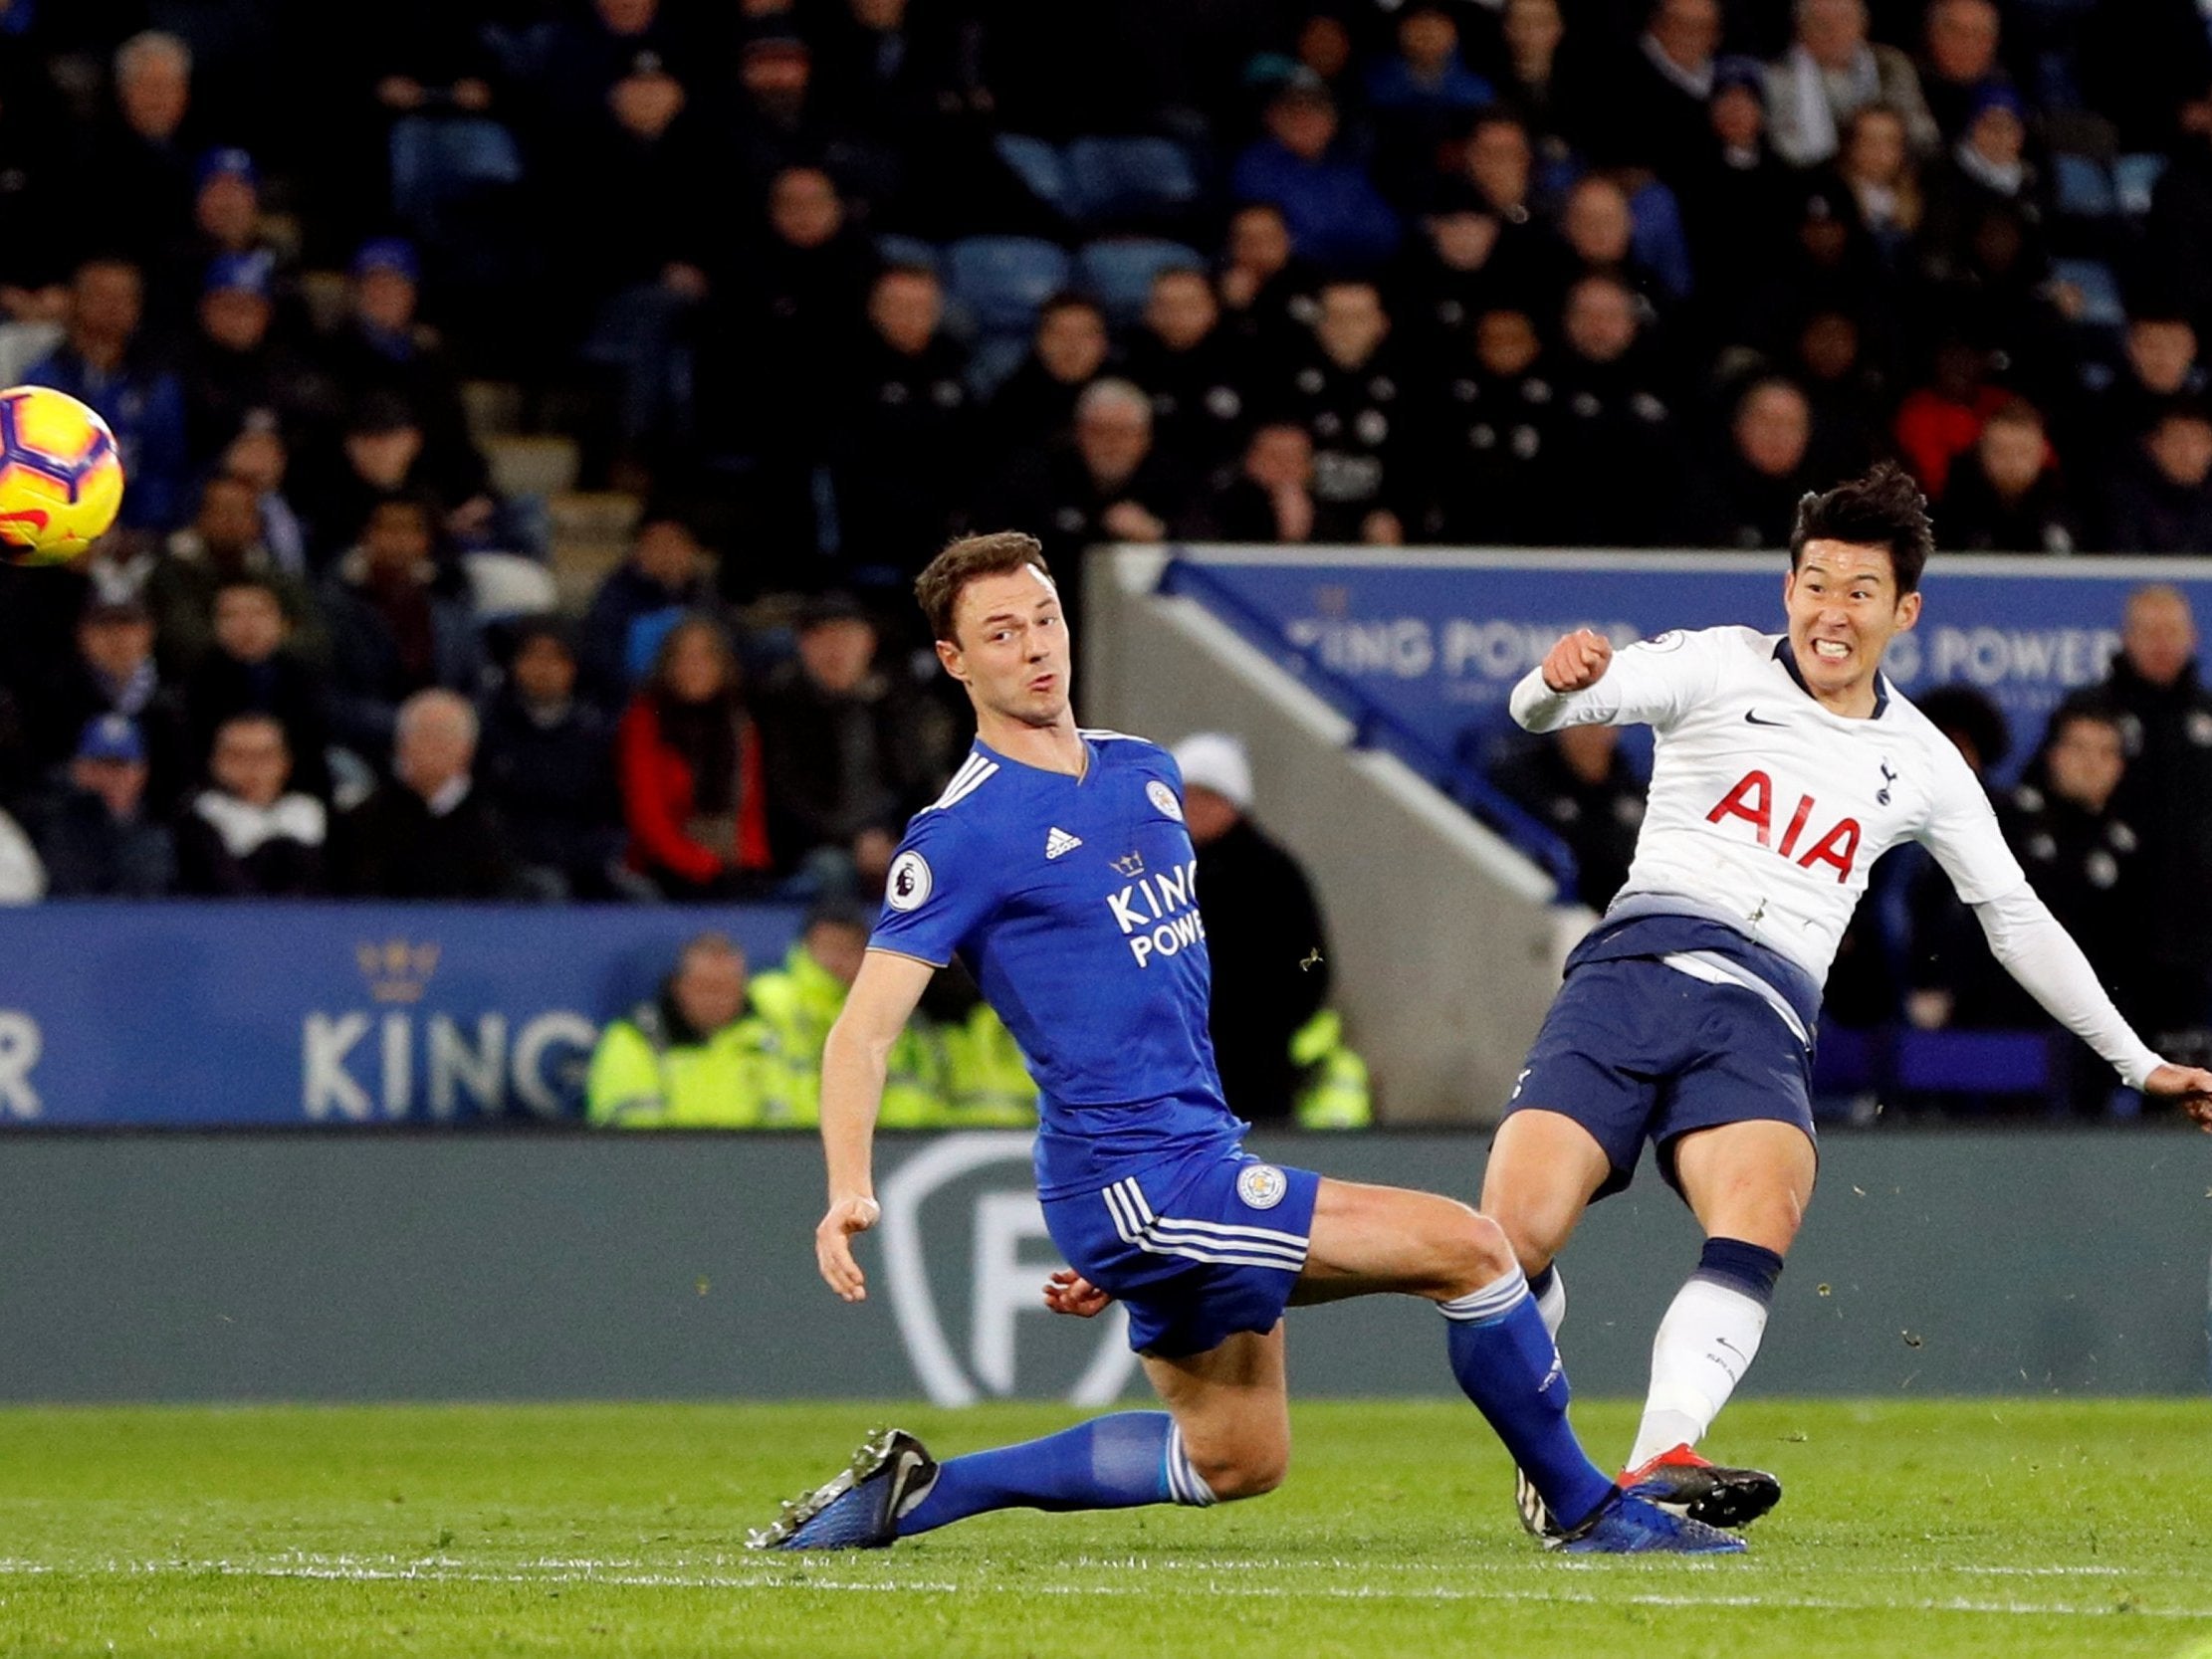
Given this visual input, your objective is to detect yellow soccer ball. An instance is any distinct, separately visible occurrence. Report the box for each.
[0,384,126,565]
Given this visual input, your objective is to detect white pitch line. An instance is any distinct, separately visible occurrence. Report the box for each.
[0,1558,2200,1621]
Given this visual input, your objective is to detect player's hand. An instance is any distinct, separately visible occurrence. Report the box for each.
[2142,1062,2212,1131]
[1042,1268,1113,1319]
[815,1194,881,1302]
[1541,628,1613,693]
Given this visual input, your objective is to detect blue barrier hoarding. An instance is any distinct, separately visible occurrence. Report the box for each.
[0,903,804,1126]
[1166,547,2212,784]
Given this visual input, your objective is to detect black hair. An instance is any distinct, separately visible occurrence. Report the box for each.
[1788,461,1934,595]
[1915,684,2010,771]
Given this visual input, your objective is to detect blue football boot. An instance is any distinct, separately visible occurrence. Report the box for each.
[747,1427,940,1551]
[1552,1486,1747,1555]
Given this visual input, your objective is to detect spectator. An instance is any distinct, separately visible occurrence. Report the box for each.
[77,32,203,264]
[178,251,338,465]
[296,391,489,569]
[1835,104,1921,271]
[748,899,945,1125]
[1200,423,1342,544]
[2145,80,2212,334]
[478,620,626,901]
[333,688,518,898]
[1692,377,1819,549]
[1940,399,2076,553]
[27,596,191,814]
[984,293,1112,452]
[182,576,333,801]
[1543,274,1682,543]
[222,424,311,576]
[616,615,774,899]
[1589,0,1725,182]
[1364,4,1494,194]
[2060,586,2212,1056]
[1228,74,1401,272]
[154,147,289,335]
[1919,85,2045,287]
[1495,0,1571,153]
[28,260,189,530]
[1892,336,2006,499]
[2102,405,2212,554]
[1275,280,1411,543]
[1455,108,1567,291]
[318,240,487,513]
[1171,731,1364,1128]
[985,378,1193,568]
[25,715,175,898]
[728,32,839,203]
[146,474,327,675]
[1793,308,1889,479]
[1999,706,2148,1105]
[1675,57,1795,329]
[755,593,940,896]
[1124,267,1251,471]
[1428,306,1558,544]
[586,932,796,1127]
[1558,173,1679,307]
[320,496,486,759]
[1398,184,1519,353]
[535,0,698,135]
[173,713,329,897]
[1490,722,1647,910]
[830,264,974,577]
[1917,0,2007,142]
[578,514,722,710]
[1216,201,1322,357]
[1765,0,1938,168]
[1899,684,2014,1035]
[0,804,42,903]
[2072,311,2206,475]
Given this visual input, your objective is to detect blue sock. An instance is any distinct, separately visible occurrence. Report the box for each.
[1694,1236,1785,1302]
[897,1411,1214,1536]
[1441,1268,1617,1531]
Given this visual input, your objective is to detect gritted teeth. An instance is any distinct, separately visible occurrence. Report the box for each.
[1812,640,1850,660]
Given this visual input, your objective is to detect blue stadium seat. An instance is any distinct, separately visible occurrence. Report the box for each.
[2052,152,2115,221]
[389,116,524,230]
[2114,152,2167,218]
[995,134,1078,219]
[1066,136,1202,226]
[946,237,1074,334]
[2052,257,2125,327]
[1893,1030,2057,1096]
[1075,238,1207,324]
[874,233,941,276]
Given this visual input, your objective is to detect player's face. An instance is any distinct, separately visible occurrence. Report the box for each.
[941,567,1071,727]
[1783,539,1920,709]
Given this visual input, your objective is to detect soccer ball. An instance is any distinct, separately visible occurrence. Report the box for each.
[0,385,125,566]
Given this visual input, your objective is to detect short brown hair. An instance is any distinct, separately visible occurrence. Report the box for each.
[914,530,1053,643]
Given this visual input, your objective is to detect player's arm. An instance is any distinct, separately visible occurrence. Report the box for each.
[814,947,939,1302]
[1969,886,2212,1127]
[1509,627,1714,732]
[1920,750,2212,1126]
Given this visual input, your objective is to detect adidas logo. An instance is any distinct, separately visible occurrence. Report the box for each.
[1045,827,1083,860]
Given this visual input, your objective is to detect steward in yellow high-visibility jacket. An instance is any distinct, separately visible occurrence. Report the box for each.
[749,914,946,1127]
[587,933,802,1127]
[1291,1009,1373,1129]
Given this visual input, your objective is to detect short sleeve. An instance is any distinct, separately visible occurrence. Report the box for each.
[1915,737,2027,905]
[869,810,999,967]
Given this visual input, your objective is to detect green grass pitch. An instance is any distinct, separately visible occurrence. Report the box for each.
[1,1399,2208,1657]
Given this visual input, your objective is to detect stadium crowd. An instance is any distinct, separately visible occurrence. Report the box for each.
[0,1,2211,1113]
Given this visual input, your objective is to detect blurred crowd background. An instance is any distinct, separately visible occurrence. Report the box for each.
[0,0,2209,1121]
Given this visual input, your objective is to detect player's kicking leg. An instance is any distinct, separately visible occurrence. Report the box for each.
[753,1172,1741,1554]
[1482,1110,1789,1532]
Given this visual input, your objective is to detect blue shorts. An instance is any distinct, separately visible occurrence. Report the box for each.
[1506,954,1815,1200]
[1041,1145,1321,1359]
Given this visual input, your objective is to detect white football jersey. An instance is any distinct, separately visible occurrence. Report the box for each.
[1511,625,2027,987]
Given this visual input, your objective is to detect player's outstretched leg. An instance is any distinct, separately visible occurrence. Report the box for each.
[1294,1179,1742,1555]
[1621,1122,1813,1529]
[749,1410,1223,1551]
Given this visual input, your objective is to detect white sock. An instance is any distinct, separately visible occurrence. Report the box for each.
[1628,1277,1769,1470]
[1531,1265,1566,1340]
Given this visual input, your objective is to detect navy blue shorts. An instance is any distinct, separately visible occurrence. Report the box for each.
[1041,1145,1321,1359]
[1505,954,1815,1200]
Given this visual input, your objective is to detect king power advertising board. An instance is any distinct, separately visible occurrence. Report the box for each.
[1162,548,2212,784]
[0,903,803,1126]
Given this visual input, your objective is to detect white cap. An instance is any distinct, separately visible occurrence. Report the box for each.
[1171,731,1253,811]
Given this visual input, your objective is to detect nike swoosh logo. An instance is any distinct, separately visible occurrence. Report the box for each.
[1744,711,1786,727]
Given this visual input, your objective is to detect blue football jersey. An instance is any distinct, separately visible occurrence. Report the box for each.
[871,729,1242,1197]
